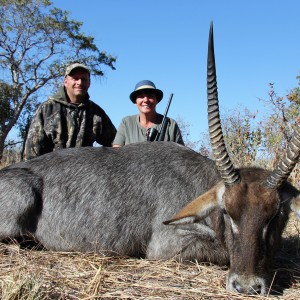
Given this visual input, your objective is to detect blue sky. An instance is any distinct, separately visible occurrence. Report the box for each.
[51,0,300,143]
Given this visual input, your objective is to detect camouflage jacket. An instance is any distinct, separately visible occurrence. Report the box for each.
[24,86,116,160]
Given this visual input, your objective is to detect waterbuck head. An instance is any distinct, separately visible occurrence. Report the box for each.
[165,23,300,295]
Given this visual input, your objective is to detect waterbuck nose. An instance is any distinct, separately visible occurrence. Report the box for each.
[233,280,262,295]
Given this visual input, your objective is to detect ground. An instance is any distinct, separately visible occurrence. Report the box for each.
[0,214,299,299]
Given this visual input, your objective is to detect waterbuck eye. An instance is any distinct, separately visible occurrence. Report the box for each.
[262,207,281,241]
[230,218,239,234]
[221,208,239,234]
[262,225,268,241]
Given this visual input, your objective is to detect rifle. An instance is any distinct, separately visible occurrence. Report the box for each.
[146,93,173,142]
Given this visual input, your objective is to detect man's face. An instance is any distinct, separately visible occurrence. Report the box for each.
[135,93,158,114]
[64,68,90,104]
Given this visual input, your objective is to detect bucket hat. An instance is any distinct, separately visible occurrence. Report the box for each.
[129,80,163,103]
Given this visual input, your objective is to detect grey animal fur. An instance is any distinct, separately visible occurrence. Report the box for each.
[0,142,223,259]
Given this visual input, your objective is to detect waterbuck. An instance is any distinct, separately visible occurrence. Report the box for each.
[0,24,299,295]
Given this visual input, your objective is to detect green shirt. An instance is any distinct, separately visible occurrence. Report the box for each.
[113,114,184,146]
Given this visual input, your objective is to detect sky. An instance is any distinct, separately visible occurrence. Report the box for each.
[49,0,300,143]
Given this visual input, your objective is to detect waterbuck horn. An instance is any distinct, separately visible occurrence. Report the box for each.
[264,123,300,189]
[207,22,240,186]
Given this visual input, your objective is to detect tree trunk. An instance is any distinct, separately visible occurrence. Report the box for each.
[0,135,6,163]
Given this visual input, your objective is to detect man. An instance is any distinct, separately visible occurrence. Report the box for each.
[24,63,116,160]
[112,80,184,147]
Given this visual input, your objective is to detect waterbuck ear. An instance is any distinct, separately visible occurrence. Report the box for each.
[163,181,225,225]
[291,194,300,218]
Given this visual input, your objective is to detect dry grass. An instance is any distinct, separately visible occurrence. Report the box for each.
[0,216,299,300]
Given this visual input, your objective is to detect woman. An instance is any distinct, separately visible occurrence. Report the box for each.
[112,80,184,147]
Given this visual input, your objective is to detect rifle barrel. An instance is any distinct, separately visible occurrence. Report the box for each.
[156,93,173,141]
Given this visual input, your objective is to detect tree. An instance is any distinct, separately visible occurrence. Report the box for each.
[259,81,300,167]
[175,116,202,150]
[0,81,14,130]
[175,116,212,156]
[0,0,116,160]
[218,76,300,177]
[220,107,262,167]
